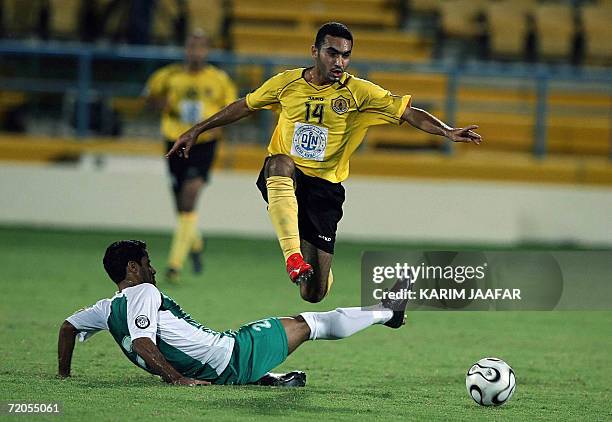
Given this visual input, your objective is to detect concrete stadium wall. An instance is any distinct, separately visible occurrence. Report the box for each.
[1,157,611,246]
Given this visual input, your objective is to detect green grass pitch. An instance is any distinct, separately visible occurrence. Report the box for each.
[0,227,610,421]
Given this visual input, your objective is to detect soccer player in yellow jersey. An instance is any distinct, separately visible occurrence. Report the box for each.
[167,22,482,302]
[145,30,237,283]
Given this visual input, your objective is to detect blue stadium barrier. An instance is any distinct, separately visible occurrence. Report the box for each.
[1,39,611,158]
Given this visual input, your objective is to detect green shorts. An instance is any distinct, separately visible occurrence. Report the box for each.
[214,318,288,385]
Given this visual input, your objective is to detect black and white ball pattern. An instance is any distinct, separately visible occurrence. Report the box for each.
[466,357,516,406]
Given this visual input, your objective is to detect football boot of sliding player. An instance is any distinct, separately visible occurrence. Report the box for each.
[252,371,306,387]
[382,277,413,329]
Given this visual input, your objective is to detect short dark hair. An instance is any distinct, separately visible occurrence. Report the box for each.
[314,22,353,50]
[103,240,147,284]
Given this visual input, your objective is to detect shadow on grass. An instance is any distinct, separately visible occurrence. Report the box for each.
[202,387,374,417]
[45,375,385,417]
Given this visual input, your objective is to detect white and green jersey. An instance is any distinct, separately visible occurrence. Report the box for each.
[67,283,234,381]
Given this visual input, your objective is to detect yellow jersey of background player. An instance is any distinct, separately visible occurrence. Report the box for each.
[145,30,237,283]
[166,22,482,302]
[145,59,237,144]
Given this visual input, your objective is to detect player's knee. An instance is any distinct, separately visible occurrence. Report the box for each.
[301,292,324,303]
[177,202,196,213]
[293,315,312,339]
[266,154,295,177]
[300,287,327,303]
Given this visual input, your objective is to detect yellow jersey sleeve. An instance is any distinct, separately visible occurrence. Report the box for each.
[351,78,411,126]
[144,64,179,98]
[246,71,300,110]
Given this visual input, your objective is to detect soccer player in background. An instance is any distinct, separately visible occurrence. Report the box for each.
[167,22,481,302]
[144,30,237,283]
[57,240,410,386]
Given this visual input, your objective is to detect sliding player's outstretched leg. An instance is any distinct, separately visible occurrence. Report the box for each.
[244,279,410,386]
[263,154,313,285]
[281,278,411,349]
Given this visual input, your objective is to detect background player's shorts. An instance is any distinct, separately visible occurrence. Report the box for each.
[165,139,217,194]
[214,317,288,385]
[256,158,345,254]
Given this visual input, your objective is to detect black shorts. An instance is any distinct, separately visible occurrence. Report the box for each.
[165,139,217,194]
[256,158,345,254]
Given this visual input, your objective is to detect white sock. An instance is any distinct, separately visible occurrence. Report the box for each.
[300,305,393,340]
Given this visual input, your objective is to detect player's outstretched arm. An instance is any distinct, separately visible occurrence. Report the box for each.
[401,106,482,145]
[57,320,78,378]
[166,97,254,159]
[144,93,167,113]
[132,337,210,386]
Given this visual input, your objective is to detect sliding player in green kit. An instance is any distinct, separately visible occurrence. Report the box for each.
[58,240,411,386]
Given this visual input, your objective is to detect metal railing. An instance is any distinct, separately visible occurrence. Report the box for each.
[1,39,611,158]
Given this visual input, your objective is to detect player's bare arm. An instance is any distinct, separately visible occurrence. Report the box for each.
[401,106,482,145]
[57,320,78,378]
[166,98,253,158]
[131,337,210,386]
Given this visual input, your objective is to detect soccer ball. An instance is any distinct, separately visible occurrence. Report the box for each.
[466,357,516,406]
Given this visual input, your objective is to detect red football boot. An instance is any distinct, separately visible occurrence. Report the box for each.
[286,253,314,285]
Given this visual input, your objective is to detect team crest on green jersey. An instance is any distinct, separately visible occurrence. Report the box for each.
[135,315,150,329]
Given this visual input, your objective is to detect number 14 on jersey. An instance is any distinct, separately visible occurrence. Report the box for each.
[305,103,324,124]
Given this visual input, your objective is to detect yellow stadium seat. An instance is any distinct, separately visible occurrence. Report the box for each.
[110,97,145,119]
[350,31,431,62]
[49,0,80,39]
[581,4,612,65]
[2,0,46,37]
[0,91,27,112]
[366,124,446,150]
[548,91,612,108]
[458,85,536,104]
[186,0,224,44]
[368,71,447,102]
[533,3,574,60]
[457,111,534,152]
[231,0,398,30]
[152,0,181,44]
[410,0,445,15]
[230,26,431,63]
[486,0,535,58]
[439,0,488,38]
[97,0,128,40]
[363,79,610,157]
[547,115,610,156]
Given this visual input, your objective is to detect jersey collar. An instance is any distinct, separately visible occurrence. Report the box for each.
[302,67,349,90]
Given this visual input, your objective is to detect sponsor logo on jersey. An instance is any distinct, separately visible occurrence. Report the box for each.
[331,96,349,114]
[179,99,203,124]
[135,315,150,329]
[291,122,328,161]
[308,96,324,101]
